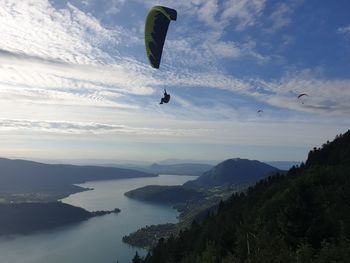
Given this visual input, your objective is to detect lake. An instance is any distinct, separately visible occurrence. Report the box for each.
[0,174,197,263]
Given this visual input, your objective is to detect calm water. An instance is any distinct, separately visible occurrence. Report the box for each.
[0,174,197,263]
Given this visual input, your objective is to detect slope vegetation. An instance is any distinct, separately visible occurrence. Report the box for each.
[140,130,350,263]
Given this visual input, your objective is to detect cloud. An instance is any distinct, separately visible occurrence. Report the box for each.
[2,47,348,120]
[268,3,293,31]
[165,36,268,71]
[221,0,266,30]
[0,49,155,110]
[137,0,266,31]
[0,119,210,137]
[0,1,126,65]
[337,25,350,37]
[0,119,121,134]
[0,117,346,151]
[206,40,242,59]
[265,0,303,33]
[78,0,126,15]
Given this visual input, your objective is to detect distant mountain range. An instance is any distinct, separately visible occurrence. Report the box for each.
[114,160,296,175]
[156,159,220,166]
[184,158,279,189]
[0,156,293,204]
[0,158,155,202]
[112,162,213,176]
[147,163,213,176]
[142,159,298,170]
[125,158,279,204]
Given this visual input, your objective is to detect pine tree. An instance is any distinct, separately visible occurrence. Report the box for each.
[132,251,141,263]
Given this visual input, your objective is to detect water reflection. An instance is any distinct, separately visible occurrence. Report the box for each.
[0,175,197,263]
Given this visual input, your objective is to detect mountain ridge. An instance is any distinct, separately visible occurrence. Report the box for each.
[148,163,213,176]
[0,157,156,202]
[139,130,350,263]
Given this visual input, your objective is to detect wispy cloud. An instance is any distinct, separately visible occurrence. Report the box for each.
[0,1,123,64]
[76,0,126,15]
[337,25,350,37]
[196,0,220,28]
[0,119,210,137]
[221,0,266,30]
[266,0,302,33]
[137,0,266,31]
[0,50,154,112]
[1,45,349,119]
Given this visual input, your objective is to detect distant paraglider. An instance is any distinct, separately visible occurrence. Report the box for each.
[257,110,264,117]
[145,6,177,105]
[297,93,308,104]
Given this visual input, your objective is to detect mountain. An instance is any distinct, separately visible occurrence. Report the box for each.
[147,163,213,176]
[0,202,119,236]
[0,158,155,202]
[140,130,350,263]
[125,185,204,204]
[184,158,279,189]
[157,159,219,166]
[124,159,277,206]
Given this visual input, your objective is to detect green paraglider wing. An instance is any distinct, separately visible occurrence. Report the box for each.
[145,6,177,69]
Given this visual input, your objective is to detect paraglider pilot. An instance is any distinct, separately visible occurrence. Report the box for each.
[160,89,170,104]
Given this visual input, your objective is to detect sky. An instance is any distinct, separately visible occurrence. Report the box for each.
[0,0,349,163]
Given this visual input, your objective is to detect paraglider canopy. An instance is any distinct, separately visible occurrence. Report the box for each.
[145,6,177,69]
[297,93,309,104]
[297,93,308,99]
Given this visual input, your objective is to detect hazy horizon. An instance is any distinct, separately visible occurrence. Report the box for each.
[0,155,301,167]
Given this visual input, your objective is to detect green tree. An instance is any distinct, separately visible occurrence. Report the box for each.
[132,251,141,263]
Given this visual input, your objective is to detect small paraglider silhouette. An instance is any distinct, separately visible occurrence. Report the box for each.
[160,89,171,104]
[297,93,308,104]
[257,109,264,117]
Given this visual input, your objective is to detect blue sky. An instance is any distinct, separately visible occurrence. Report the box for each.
[0,0,349,163]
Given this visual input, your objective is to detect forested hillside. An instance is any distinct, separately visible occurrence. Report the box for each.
[125,185,204,203]
[0,202,92,235]
[0,202,120,236]
[137,130,350,263]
